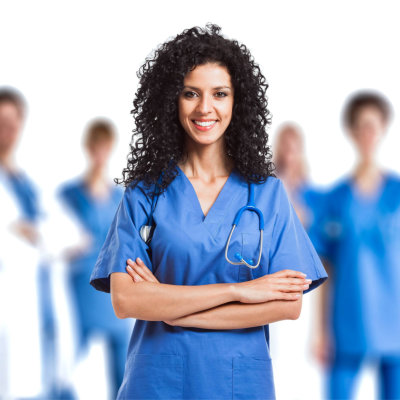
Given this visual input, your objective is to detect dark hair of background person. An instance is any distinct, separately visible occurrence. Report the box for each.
[84,118,116,147]
[342,90,393,130]
[116,23,275,198]
[0,86,27,118]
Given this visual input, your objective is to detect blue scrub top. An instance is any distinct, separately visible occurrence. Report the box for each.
[58,178,129,335]
[308,171,400,357]
[288,182,325,232]
[1,167,40,222]
[90,166,327,400]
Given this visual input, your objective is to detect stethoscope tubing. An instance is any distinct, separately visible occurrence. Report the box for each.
[224,182,264,269]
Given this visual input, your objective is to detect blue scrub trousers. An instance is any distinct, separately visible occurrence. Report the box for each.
[327,354,400,400]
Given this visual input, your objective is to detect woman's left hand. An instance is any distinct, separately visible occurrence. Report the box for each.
[126,258,160,283]
[126,258,175,325]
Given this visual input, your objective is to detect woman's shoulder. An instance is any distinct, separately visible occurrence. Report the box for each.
[384,169,400,186]
[123,179,156,209]
[57,176,84,199]
[254,175,285,196]
[251,176,290,212]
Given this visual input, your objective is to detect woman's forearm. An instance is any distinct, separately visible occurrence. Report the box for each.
[167,295,303,329]
[111,272,237,321]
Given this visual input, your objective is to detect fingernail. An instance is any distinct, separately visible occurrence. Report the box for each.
[137,257,142,263]
[127,258,132,263]
[301,273,307,277]
[305,279,312,283]
[295,294,301,298]
[303,284,309,289]
[127,265,133,272]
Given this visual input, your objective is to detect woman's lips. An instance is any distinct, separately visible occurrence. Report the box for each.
[191,119,218,131]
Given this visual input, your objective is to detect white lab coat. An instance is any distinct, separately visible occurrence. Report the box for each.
[0,168,43,399]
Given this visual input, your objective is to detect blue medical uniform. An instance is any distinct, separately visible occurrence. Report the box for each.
[58,179,132,399]
[3,169,40,222]
[90,166,327,400]
[287,182,324,232]
[308,172,400,399]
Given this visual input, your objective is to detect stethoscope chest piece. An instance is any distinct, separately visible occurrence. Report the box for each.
[140,224,152,244]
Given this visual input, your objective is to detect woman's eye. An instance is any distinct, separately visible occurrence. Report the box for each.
[215,92,228,98]
[183,91,198,98]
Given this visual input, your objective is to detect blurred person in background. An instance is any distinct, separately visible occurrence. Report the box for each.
[273,121,323,231]
[57,118,133,400]
[0,86,56,399]
[310,91,400,399]
[271,122,325,399]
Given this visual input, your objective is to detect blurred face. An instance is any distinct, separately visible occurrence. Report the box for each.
[86,138,113,168]
[178,62,234,146]
[0,102,23,154]
[278,129,303,168]
[349,106,386,160]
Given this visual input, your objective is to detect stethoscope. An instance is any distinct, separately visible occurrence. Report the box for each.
[224,182,264,269]
[140,173,264,270]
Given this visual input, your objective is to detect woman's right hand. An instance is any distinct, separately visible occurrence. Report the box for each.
[233,269,311,303]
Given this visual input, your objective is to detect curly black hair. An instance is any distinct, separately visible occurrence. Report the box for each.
[116,23,275,198]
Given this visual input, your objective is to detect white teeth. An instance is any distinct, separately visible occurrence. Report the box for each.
[194,120,217,127]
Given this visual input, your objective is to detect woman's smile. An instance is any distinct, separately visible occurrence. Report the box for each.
[191,119,218,131]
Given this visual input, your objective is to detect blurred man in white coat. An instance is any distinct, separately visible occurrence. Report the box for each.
[0,87,46,399]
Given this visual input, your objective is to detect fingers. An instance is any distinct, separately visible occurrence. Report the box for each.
[273,277,312,292]
[126,258,159,283]
[274,291,302,301]
[275,277,311,285]
[126,263,144,282]
[273,269,308,279]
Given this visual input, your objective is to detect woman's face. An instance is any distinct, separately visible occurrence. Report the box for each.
[178,62,234,147]
[0,102,23,154]
[86,138,113,169]
[349,106,386,160]
[277,128,303,169]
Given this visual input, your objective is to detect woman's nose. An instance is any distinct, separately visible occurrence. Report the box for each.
[196,95,212,114]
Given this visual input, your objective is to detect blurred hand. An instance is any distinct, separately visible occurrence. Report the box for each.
[312,329,333,367]
[10,220,39,246]
[233,269,311,303]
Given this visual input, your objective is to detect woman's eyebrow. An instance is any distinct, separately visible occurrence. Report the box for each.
[183,85,232,91]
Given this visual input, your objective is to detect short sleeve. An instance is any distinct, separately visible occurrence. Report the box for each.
[89,183,153,293]
[268,180,328,293]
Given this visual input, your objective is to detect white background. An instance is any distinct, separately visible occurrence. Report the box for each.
[1,1,399,398]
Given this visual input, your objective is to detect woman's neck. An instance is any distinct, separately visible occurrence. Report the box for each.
[0,150,16,172]
[279,168,306,191]
[84,165,110,199]
[178,139,234,180]
[353,158,383,195]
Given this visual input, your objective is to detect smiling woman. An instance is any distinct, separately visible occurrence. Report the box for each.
[89,23,327,400]
[178,65,234,144]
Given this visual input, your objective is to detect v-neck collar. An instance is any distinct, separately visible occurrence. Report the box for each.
[175,164,243,241]
[347,172,388,205]
[176,164,238,220]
